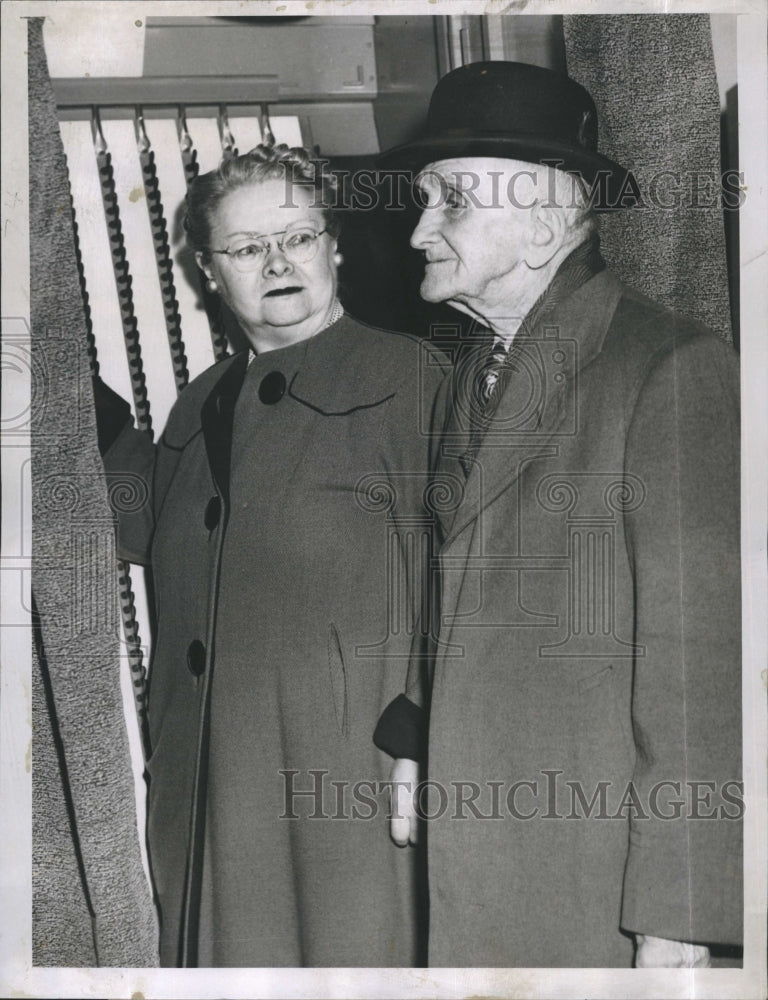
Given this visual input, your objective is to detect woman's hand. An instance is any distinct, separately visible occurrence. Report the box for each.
[389,757,419,847]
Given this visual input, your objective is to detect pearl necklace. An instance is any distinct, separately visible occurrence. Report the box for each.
[247,300,344,364]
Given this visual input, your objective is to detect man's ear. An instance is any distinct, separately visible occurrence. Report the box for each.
[195,250,214,282]
[524,203,567,270]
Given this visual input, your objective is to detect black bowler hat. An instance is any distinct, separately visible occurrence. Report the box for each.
[378,61,638,210]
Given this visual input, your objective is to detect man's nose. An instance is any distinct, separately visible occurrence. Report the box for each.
[410,209,438,250]
[263,247,292,276]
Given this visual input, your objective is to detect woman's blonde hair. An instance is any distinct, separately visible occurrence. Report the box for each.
[184,143,341,255]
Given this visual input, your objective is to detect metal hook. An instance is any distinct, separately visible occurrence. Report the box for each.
[218,104,237,159]
[91,106,107,155]
[260,104,275,148]
[177,105,193,154]
[135,106,151,155]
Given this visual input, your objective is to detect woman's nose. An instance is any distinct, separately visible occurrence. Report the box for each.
[263,247,293,276]
[410,209,438,250]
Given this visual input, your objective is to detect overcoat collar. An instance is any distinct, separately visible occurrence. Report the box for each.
[285,316,399,415]
[187,317,405,496]
[208,315,400,413]
[439,269,624,545]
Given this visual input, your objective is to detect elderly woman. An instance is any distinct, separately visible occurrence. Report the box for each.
[99,144,446,967]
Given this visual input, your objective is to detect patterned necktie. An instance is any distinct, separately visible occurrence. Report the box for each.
[457,234,606,477]
[457,337,510,477]
[479,338,509,406]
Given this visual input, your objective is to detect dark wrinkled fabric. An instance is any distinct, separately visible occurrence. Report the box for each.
[104,318,447,966]
[406,271,742,966]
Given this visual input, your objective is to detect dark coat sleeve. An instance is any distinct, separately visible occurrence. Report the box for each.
[92,376,157,566]
[620,333,742,945]
[100,420,157,566]
[95,373,207,566]
[374,360,453,761]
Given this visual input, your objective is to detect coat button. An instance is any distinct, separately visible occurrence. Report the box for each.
[187,640,206,677]
[204,495,221,531]
[258,371,286,404]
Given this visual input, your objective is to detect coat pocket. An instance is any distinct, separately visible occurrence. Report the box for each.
[577,663,615,694]
[327,622,350,739]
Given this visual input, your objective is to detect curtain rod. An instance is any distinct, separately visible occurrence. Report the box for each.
[52,76,281,108]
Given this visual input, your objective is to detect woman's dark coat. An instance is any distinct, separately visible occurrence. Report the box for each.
[104,316,447,966]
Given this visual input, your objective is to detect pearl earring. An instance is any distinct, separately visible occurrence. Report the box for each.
[206,278,218,293]
[333,252,344,267]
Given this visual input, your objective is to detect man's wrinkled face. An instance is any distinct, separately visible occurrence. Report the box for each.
[410,158,538,312]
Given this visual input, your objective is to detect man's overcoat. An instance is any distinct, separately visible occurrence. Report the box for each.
[104,316,446,966]
[413,269,742,967]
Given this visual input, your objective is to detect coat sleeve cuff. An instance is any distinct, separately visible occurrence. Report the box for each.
[373,694,426,762]
[92,376,133,455]
[621,818,743,945]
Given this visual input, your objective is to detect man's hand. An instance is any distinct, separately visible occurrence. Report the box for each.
[389,757,419,847]
[635,934,711,968]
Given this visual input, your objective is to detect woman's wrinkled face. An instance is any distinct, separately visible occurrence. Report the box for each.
[198,179,338,351]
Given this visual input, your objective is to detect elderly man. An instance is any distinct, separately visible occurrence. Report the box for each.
[374,62,742,968]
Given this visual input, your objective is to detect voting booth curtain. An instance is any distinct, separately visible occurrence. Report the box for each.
[564,13,733,342]
[29,17,159,967]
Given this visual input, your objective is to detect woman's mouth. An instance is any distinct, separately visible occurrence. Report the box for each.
[264,286,303,297]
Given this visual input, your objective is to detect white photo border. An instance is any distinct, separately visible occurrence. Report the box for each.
[1,2,766,998]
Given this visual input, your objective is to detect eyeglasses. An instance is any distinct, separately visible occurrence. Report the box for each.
[209,227,328,271]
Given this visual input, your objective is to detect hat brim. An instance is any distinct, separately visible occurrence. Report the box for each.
[376,133,639,211]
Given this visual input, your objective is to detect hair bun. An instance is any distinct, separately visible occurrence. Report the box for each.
[184,142,342,252]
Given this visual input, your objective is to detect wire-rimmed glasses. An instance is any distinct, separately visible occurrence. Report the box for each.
[209,226,328,271]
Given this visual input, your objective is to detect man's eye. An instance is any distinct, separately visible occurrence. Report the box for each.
[414,187,430,209]
[234,243,267,259]
[445,192,466,211]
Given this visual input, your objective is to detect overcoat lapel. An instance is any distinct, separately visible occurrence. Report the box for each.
[200,351,250,503]
[181,348,248,966]
[440,271,624,548]
[435,335,492,541]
